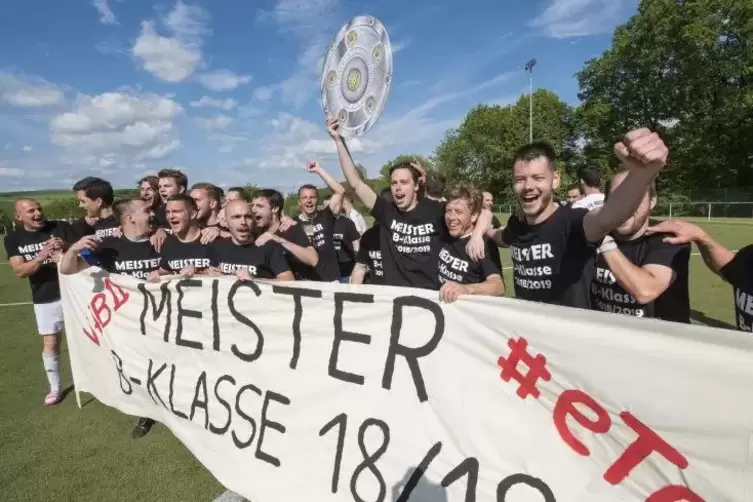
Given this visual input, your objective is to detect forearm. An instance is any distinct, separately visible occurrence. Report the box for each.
[487,227,508,248]
[350,264,366,284]
[12,259,43,278]
[602,249,666,303]
[58,249,88,275]
[279,239,318,267]
[464,276,504,297]
[473,209,493,239]
[335,139,376,208]
[695,232,735,276]
[586,168,659,241]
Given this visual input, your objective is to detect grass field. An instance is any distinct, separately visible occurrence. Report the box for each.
[0,215,750,501]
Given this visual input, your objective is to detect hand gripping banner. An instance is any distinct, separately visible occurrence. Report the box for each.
[60,269,753,502]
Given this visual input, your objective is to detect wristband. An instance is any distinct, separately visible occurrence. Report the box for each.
[598,235,618,255]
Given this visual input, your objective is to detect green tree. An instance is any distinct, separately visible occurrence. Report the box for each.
[434,89,576,201]
[576,0,753,196]
[378,155,434,184]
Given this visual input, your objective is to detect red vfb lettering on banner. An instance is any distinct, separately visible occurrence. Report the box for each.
[82,279,130,345]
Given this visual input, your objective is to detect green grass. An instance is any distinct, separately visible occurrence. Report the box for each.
[0,215,749,501]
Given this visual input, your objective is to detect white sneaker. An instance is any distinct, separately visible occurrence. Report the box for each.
[44,388,62,406]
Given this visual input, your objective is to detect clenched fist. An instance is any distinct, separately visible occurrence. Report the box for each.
[615,128,668,171]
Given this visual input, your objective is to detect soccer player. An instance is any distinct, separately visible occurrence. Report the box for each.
[329,201,360,283]
[58,196,162,439]
[154,168,188,229]
[4,199,71,406]
[572,165,605,211]
[250,189,319,280]
[565,184,582,205]
[150,194,213,280]
[488,129,669,308]
[225,187,247,202]
[438,186,505,303]
[205,200,293,281]
[70,177,120,240]
[327,117,490,289]
[190,183,225,231]
[350,224,382,285]
[296,161,345,282]
[482,191,503,229]
[646,219,752,332]
[139,175,161,212]
[590,170,690,322]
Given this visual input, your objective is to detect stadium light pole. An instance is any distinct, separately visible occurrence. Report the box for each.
[524,59,537,144]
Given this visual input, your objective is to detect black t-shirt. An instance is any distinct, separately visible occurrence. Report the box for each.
[159,234,211,273]
[502,206,594,308]
[438,235,501,285]
[298,208,340,281]
[96,236,161,280]
[3,220,72,304]
[371,197,446,290]
[208,238,290,279]
[333,216,360,277]
[491,215,502,229]
[275,225,318,281]
[153,204,169,229]
[356,225,383,285]
[70,214,120,240]
[720,245,753,332]
[590,233,691,323]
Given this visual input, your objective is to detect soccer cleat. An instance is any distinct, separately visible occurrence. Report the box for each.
[44,388,62,406]
[131,417,155,439]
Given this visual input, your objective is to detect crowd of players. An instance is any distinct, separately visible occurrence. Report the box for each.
[4,119,752,441]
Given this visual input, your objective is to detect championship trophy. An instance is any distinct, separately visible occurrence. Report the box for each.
[320,15,393,137]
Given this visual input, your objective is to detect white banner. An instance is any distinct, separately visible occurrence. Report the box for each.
[60,269,753,502]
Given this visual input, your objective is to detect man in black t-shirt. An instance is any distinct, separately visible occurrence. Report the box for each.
[69,177,120,240]
[327,199,360,282]
[487,129,669,309]
[250,189,319,281]
[295,161,345,282]
[151,168,189,239]
[351,223,383,285]
[205,200,293,281]
[59,195,162,439]
[153,194,214,280]
[327,117,491,290]
[590,170,690,322]
[190,182,225,231]
[3,198,71,406]
[647,219,752,332]
[139,175,161,213]
[438,186,504,303]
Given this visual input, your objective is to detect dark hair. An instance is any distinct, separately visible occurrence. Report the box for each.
[166,193,197,212]
[138,175,158,190]
[297,184,318,198]
[157,168,188,189]
[425,172,447,198]
[578,165,602,188]
[253,189,285,216]
[513,142,557,170]
[388,163,420,183]
[566,183,581,192]
[72,177,114,207]
[227,186,248,200]
[190,182,222,203]
[446,184,482,215]
[112,196,145,223]
[605,167,656,200]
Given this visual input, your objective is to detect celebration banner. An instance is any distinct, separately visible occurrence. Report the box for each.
[60,269,753,502]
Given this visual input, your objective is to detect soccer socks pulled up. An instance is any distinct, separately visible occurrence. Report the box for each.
[42,352,61,391]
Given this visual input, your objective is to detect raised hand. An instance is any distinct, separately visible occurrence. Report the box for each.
[325,117,341,140]
[306,161,322,174]
[646,219,704,245]
[614,128,668,171]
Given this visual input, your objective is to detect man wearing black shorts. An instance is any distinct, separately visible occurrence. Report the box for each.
[488,129,669,309]
[4,199,71,406]
[250,189,319,280]
[590,170,690,322]
[205,199,293,281]
[59,196,162,438]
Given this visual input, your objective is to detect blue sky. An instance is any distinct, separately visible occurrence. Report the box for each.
[0,0,638,194]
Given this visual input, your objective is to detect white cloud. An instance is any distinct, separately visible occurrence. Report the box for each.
[50,89,183,164]
[131,1,210,83]
[0,166,25,177]
[392,39,410,54]
[194,114,233,131]
[92,0,117,25]
[190,96,237,110]
[0,70,64,108]
[530,0,624,38]
[199,69,252,91]
[22,145,33,152]
[252,86,275,102]
[208,133,248,153]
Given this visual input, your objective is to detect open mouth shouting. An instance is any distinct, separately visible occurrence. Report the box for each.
[520,192,541,210]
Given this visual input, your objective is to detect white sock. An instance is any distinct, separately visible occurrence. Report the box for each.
[42,352,61,391]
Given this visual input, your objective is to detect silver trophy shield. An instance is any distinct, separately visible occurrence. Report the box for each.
[320,15,393,137]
